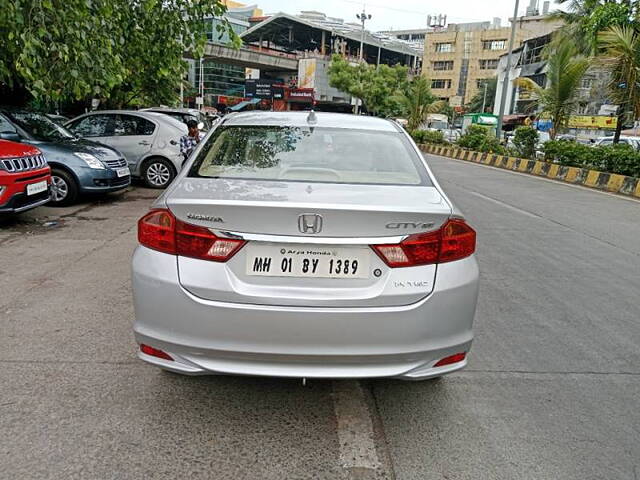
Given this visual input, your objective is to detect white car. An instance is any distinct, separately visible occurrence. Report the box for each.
[132,112,480,380]
[66,111,188,188]
[594,136,640,149]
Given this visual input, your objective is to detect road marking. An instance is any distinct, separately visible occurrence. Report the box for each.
[332,380,382,473]
[467,190,540,218]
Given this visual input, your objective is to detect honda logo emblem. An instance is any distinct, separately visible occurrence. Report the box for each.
[298,213,323,234]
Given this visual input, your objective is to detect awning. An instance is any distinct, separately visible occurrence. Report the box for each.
[228,98,261,111]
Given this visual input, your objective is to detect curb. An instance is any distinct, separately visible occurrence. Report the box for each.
[419,144,640,199]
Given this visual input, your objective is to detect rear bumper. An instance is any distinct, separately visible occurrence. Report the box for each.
[132,247,479,380]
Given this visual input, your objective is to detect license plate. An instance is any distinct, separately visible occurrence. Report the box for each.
[116,167,130,177]
[26,180,47,196]
[246,244,371,279]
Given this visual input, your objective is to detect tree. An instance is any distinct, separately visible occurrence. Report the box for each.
[598,25,640,142]
[394,76,446,132]
[327,54,409,117]
[0,0,233,107]
[466,77,497,113]
[514,40,590,139]
[550,0,635,55]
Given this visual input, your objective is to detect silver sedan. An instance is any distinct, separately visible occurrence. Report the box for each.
[131,112,479,380]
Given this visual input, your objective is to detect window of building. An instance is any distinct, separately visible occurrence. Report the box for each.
[476,79,491,89]
[435,42,454,53]
[431,79,452,89]
[432,60,454,71]
[479,59,499,70]
[482,39,507,50]
[581,77,594,89]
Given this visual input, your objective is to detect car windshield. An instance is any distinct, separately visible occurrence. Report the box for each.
[6,111,75,141]
[190,126,430,186]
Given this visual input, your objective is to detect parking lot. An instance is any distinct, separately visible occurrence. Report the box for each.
[1,155,639,480]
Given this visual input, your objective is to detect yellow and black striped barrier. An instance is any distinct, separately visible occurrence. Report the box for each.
[419,144,640,199]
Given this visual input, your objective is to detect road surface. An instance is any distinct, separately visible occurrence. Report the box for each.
[1,154,639,479]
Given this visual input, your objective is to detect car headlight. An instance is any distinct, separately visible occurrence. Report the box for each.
[74,152,105,169]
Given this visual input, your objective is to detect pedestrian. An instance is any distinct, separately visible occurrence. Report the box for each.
[180,119,201,164]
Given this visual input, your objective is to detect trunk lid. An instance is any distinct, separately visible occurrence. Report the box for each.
[168,178,451,307]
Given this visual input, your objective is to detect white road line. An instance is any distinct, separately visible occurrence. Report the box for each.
[332,380,381,472]
[467,190,540,218]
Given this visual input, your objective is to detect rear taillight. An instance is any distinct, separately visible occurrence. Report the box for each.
[371,219,475,267]
[137,208,245,262]
[138,209,176,254]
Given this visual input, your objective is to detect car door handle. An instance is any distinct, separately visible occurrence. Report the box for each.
[138,141,151,146]
[170,140,178,146]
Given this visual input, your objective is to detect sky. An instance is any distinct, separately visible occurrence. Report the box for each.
[251,0,565,32]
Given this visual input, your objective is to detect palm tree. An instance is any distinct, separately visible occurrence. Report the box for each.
[514,40,590,139]
[550,1,634,55]
[396,76,446,132]
[598,25,640,142]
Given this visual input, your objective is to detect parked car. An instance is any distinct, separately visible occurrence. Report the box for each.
[0,109,130,206]
[594,136,640,149]
[132,111,479,380]
[141,107,211,131]
[65,111,187,189]
[0,139,51,214]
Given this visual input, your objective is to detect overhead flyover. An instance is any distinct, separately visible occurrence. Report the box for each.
[188,43,298,72]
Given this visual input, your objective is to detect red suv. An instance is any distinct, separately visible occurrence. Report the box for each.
[0,139,51,214]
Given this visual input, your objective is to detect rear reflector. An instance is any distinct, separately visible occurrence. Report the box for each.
[138,208,245,262]
[371,218,475,267]
[434,352,466,367]
[140,344,173,361]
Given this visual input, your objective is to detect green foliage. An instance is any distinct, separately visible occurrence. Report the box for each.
[457,125,506,154]
[542,140,640,177]
[393,76,446,132]
[327,55,409,117]
[0,0,233,106]
[466,77,497,113]
[411,130,446,144]
[515,40,590,139]
[513,126,539,159]
[598,26,640,139]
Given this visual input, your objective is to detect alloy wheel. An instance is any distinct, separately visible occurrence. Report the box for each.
[51,175,69,202]
[147,162,171,187]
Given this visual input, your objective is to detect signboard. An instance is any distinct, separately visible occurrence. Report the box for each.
[287,88,314,103]
[298,58,317,89]
[245,79,284,99]
[567,115,617,130]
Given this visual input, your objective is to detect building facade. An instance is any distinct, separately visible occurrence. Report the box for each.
[422,15,561,107]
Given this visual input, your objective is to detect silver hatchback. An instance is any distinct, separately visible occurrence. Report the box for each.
[132,112,479,380]
[66,111,187,188]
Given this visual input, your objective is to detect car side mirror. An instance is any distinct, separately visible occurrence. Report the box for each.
[0,131,21,142]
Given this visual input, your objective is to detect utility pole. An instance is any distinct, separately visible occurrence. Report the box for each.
[355,7,371,115]
[496,0,520,140]
[481,81,488,112]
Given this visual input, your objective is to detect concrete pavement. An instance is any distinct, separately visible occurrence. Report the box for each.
[1,155,639,479]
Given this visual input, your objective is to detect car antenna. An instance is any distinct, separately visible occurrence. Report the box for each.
[306,109,317,125]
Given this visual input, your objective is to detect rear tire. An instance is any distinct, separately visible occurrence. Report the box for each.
[50,168,78,206]
[142,158,176,189]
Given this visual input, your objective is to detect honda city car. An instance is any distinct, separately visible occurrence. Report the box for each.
[132,112,479,380]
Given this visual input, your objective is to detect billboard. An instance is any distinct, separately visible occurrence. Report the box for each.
[245,79,284,99]
[298,58,316,89]
[567,115,617,130]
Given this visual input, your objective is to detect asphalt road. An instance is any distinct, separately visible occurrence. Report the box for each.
[1,156,639,480]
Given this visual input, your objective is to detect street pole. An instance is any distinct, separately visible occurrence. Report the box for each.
[496,0,520,140]
[355,7,371,115]
[482,82,488,112]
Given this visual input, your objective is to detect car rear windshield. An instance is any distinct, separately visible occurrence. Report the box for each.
[189,126,431,186]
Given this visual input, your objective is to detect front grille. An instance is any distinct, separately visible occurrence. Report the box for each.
[1,154,48,173]
[103,158,127,168]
